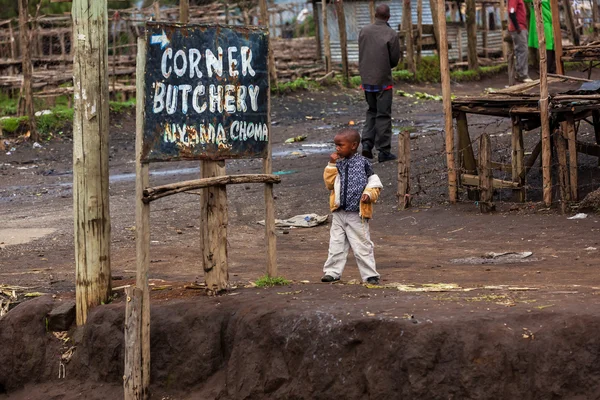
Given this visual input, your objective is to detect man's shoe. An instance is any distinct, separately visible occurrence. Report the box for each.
[366,276,380,285]
[362,148,373,159]
[321,275,340,283]
[378,151,397,163]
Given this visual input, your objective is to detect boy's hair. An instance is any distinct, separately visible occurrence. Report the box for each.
[336,128,361,144]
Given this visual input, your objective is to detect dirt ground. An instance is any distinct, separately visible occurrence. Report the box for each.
[2,72,600,398]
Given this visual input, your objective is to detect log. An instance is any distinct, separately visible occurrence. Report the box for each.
[466,0,478,70]
[478,133,495,213]
[134,37,150,399]
[533,0,552,207]
[511,115,525,201]
[437,0,457,203]
[143,174,281,202]
[397,130,411,210]
[123,286,143,400]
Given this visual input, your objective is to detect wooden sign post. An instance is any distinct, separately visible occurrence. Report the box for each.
[126,22,280,399]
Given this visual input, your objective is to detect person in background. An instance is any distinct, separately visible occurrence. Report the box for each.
[508,0,533,82]
[358,3,401,163]
[525,0,556,74]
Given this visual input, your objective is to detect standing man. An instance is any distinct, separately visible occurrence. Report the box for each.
[508,0,532,82]
[358,4,401,163]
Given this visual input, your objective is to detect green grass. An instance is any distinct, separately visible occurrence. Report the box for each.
[272,77,319,94]
[0,93,18,117]
[254,275,291,287]
[37,105,74,136]
[110,98,136,112]
[0,116,28,134]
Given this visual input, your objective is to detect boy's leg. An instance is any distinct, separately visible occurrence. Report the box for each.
[345,213,379,281]
[323,212,350,279]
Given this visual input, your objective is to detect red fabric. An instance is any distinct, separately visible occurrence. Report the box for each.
[507,0,527,31]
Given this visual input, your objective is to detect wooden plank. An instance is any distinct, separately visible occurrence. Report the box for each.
[461,174,521,189]
[134,37,150,400]
[397,130,411,210]
[555,127,570,213]
[124,286,143,400]
[456,111,477,174]
[335,0,349,85]
[511,116,525,201]
[322,0,331,73]
[564,113,578,201]
[466,0,478,69]
[478,134,494,213]
[73,0,111,326]
[438,0,457,203]
[533,0,552,207]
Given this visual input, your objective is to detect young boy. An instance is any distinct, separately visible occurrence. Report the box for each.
[322,128,383,285]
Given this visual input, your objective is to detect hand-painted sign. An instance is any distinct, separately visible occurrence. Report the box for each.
[142,22,269,162]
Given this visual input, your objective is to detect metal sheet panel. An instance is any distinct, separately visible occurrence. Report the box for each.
[143,22,269,162]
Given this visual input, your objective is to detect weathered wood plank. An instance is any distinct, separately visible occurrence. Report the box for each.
[397,130,411,210]
[124,286,143,400]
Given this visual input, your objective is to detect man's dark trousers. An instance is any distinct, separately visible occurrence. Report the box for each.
[362,89,393,154]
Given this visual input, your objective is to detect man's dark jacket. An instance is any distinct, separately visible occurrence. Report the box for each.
[358,19,401,86]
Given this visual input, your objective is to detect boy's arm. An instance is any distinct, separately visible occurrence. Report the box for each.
[323,163,338,190]
[362,173,383,203]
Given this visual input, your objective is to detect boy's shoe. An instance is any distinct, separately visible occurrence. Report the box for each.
[366,276,380,285]
[378,151,397,163]
[321,275,340,283]
[362,148,374,159]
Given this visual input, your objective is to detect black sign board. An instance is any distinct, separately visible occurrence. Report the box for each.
[142,22,269,162]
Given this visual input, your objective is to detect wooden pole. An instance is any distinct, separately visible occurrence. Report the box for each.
[564,0,580,45]
[555,127,570,213]
[313,0,322,59]
[564,113,578,200]
[533,0,552,206]
[397,130,411,210]
[322,0,331,72]
[8,21,16,75]
[417,0,423,65]
[438,0,457,203]
[335,0,349,85]
[511,116,525,201]
[506,33,515,85]
[478,133,494,213]
[456,111,477,175]
[180,0,189,24]
[402,0,416,75]
[260,0,278,86]
[549,0,564,74]
[153,1,160,21]
[369,0,376,23]
[124,286,143,400]
[499,0,508,60]
[466,0,478,70]
[72,0,112,326]
[481,2,489,58]
[592,0,599,37]
[457,26,463,63]
[429,0,441,53]
[134,36,150,398]
[18,0,37,141]
[593,110,600,166]
[264,49,277,278]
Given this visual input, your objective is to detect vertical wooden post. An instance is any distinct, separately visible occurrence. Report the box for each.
[153,1,160,21]
[59,32,66,69]
[511,116,525,201]
[555,127,570,213]
[564,0,580,45]
[322,0,331,72]
[593,110,600,166]
[564,113,578,200]
[264,48,277,278]
[18,0,37,141]
[72,0,112,326]
[124,286,143,400]
[417,0,423,65]
[180,0,189,24]
[466,0,478,70]
[133,36,150,399]
[481,3,488,58]
[397,130,411,210]
[369,0,376,23]
[457,26,463,62]
[335,0,349,85]
[313,0,322,59]
[499,0,508,60]
[259,0,278,86]
[402,0,415,75]
[438,0,457,203]
[111,15,117,97]
[456,111,477,174]
[429,0,440,53]
[507,33,515,85]
[550,0,563,74]
[478,133,494,213]
[592,0,599,37]
[533,0,552,206]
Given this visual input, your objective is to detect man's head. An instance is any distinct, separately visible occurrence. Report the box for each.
[334,128,361,158]
[375,4,390,21]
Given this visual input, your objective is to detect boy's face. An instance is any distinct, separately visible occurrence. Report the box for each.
[334,134,359,159]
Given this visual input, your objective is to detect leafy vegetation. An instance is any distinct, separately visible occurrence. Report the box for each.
[109,98,136,112]
[254,275,291,287]
[272,77,318,93]
[0,116,28,134]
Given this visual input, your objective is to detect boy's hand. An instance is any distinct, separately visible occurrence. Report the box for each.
[329,153,339,163]
[361,194,371,203]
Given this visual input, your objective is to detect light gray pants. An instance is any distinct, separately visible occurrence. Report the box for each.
[323,211,379,281]
[510,29,529,80]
